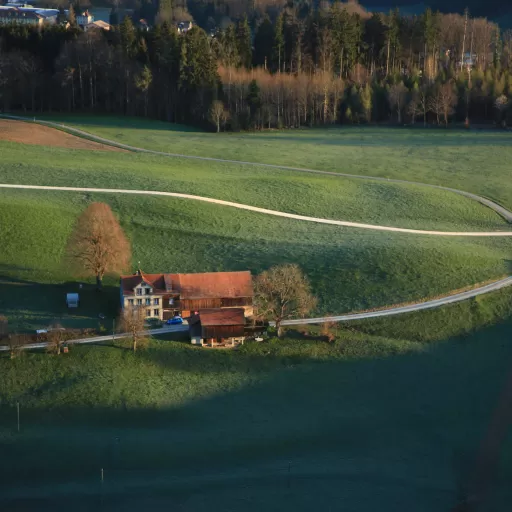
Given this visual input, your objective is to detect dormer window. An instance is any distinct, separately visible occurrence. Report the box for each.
[136,288,142,296]
[145,287,151,295]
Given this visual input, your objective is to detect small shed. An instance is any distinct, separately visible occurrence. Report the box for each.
[188,308,246,346]
[66,293,79,308]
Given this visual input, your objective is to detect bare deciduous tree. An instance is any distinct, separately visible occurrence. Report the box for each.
[495,94,509,126]
[119,305,148,352]
[254,264,317,338]
[46,324,65,355]
[208,100,229,132]
[429,83,457,126]
[407,92,422,124]
[387,83,409,124]
[6,333,29,359]
[67,202,131,290]
[0,315,8,340]
[439,82,458,126]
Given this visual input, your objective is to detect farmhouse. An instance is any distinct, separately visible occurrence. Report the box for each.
[120,270,253,321]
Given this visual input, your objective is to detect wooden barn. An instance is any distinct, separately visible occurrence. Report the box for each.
[175,271,253,318]
[188,308,247,347]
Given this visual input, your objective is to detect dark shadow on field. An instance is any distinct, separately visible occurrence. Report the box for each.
[0,268,119,332]
[250,131,512,147]
[41,115,203,133]
[1,320,512,511]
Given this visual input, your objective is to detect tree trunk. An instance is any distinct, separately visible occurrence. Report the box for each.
[96,275,103,290]
[133,338,137,352]
[276,321,283,338]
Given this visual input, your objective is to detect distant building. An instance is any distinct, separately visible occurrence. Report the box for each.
[137,18,149,31]
[76,10,93,27]
[177,20,192,34]
[0,6,58,26]
[84,19,111,31]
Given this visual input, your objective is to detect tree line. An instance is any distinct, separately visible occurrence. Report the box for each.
[0,4,511,129]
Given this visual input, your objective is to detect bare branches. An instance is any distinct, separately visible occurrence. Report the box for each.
[66,202,131,289]
[119,306,148,352]
[254,264,317,338]
[388,83,409,124]
[46,324,66,355]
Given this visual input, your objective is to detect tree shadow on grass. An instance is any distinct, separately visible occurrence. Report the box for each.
[2,321,512,510]
[44,115,203,133]
[0,271,119,332]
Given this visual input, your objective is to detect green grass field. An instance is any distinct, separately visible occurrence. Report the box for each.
[2,289,512,510]
[1,188,510,331]
[43,115,512,211]
[1,121,511,330]
[0,140,508,231]
[1,118,512,510]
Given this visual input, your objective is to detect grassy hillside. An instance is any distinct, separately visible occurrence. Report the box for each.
[42,115,512,211]
[2,289,512,510]
[1,188,510,330]
[0,140,508,232]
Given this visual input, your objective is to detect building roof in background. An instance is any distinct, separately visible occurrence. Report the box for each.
[86,19,110,30]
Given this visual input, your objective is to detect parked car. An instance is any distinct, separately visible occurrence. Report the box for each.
[166,316,183,325]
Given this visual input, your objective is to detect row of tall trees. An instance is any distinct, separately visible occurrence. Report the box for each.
[0,6,511,129]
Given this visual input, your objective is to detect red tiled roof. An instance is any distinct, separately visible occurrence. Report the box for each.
[175,271,252,299]
[120,271,253,299]
[120,272,177,295]
[198,308,246,326]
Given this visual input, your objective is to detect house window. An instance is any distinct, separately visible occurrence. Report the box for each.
[154,298,160,305]
[145,298,151,305]
[145,288,151,295]
[136,288,142,296]
[137,299,142,306]
[128,299,134,305]
[154,309,159,317]
[146,309,151,317]
[169,298,174,305]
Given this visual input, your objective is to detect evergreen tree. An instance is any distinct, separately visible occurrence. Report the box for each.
[246,78,261,126]
[253,16,273,68]
[68,4,76,27]
[156,0,172,25]
[359,83,373,122]
[273,13,284,72]
[119,16,137,58]
[109,6,119,26]
[237,16,252,69]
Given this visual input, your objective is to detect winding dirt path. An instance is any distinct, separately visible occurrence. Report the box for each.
[1,183,512,236]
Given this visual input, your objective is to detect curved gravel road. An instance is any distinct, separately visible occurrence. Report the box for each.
[2,277,511,352]
[3,114,512,224]
[1,183,512,236]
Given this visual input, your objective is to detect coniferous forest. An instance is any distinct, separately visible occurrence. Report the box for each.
[1,0,512,130]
